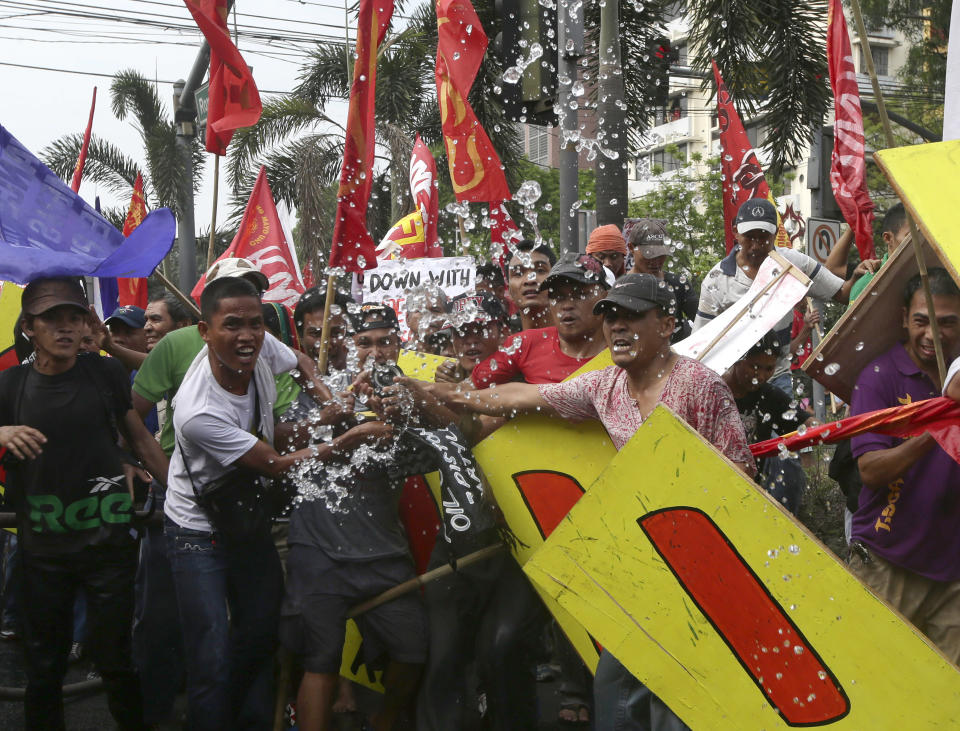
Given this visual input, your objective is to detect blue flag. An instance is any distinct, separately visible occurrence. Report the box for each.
[0,125,176,285]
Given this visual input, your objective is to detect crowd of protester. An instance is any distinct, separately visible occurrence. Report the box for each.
[1,199,959,731]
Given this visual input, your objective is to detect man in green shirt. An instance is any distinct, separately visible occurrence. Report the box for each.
[848,203,910,306]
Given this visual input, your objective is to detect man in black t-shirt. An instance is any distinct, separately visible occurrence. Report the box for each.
[723,334,817,514]
[0,278,168,730]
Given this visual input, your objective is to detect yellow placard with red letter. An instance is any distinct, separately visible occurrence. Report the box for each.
[524,406,960,729]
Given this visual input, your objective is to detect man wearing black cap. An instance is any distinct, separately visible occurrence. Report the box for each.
[434,272,753,730]
[694,198,877,395]
[0,277,169,730]
[471,253,612,389]
[628,219,698,342]
[281,302,428,731]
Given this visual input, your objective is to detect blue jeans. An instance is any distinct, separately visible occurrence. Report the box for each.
[134,487,184,724]
[165,518,282,731]
[593,650,690,731]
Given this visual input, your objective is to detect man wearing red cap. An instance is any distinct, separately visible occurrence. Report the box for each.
[586,224,628,277]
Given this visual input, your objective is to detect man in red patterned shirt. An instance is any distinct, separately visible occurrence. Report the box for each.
[436,272,753,731]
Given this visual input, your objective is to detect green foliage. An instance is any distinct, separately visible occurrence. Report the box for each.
[627,150,725,280]
[686,0,830,177]
[40,69,204,219]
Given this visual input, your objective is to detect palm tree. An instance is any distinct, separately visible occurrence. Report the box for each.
[227,0,523,269]
[41,70,205,226]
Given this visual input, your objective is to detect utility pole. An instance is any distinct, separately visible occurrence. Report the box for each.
[173,76,200,293]
[557,0,584,253]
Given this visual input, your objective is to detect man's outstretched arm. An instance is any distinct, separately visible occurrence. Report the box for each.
[428,380,558,418]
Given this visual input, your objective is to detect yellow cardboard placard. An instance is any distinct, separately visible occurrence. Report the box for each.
[471,348,617,670]
[397,349,455,382]
[874,140,960,283]
[0,281,23,533]
[525,406,960,729]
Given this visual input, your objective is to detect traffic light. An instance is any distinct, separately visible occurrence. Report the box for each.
[492,0,558,126]
[646,35,679,107]
[807,126,843,220]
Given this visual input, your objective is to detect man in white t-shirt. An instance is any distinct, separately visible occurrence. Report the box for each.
[694,198,877,395]
[164,277,328,731]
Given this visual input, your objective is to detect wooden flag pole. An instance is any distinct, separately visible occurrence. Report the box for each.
[315,274,337,375]
[848,0,946,385]
[154,269,201,319]
[206,154,221,269]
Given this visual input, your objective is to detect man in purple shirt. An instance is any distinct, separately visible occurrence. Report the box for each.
[850,268,960,663]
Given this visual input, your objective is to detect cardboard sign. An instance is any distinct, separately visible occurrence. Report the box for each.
[803,235,947,402]
[0,281,23,529]
[524,406,960,729]
[674,251,811,374]
[874,141,960,284]
[362,256,475,337]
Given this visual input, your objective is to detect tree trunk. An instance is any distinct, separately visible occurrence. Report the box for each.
[594,0,627,228]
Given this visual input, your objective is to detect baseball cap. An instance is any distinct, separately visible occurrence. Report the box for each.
[593,273,676,316]
[446,292,507,330]
[105,305,146,329]
[539,252,614,292]
[21,278,89,317]
[204,257,270,293]
[735,198,778,235]
[627,219,670,259]
[352,303,400,333]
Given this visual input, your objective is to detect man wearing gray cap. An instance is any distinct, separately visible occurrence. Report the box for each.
[627,219,698,342]
[432,272,753,730]
[693,198,876,395]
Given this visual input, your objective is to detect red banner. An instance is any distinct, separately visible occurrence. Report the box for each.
[436,0,510,203]
[827,0,876,260]
[410,134,442,257]
[713,61,790,253]
[184,0,262,155]
[750,396,960,465]
[70,87,96,193]
[328,0,395,273]
[192,166,305,307]
[117,173,149,308]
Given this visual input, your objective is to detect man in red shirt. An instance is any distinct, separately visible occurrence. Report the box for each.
[471,253,612,388]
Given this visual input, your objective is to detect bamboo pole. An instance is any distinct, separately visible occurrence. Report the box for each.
[154,269,201,319]
[205,154,221,269]
[848,0,946,385]
[347,544,503,618]
[315,274,337,374]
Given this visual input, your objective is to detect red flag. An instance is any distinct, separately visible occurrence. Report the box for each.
[70,87,97,193]
[827,0,876,260]
[192,166,305,307]
[117,174,149,308]
[328,0,395,273]
[436,0,510,203]
[410,135,442,257]
[750,397,960,465]
[489,202,521,268]
[302,260,315,289]
[713,61,790,253]
[377,211,427,260]
[183,0,262,155]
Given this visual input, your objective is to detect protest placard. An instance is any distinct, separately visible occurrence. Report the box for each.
[361,256,475,335]
[674,250,811,375]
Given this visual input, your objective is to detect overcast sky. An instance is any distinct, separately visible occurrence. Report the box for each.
[1,0,374,229]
